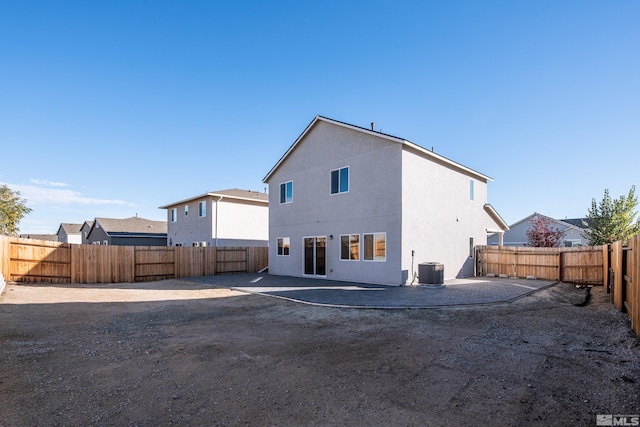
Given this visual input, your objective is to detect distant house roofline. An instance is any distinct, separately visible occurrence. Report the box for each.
[159,188,268,209]
[505,212,586,233]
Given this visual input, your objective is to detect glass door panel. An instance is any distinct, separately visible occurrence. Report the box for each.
[303,236,326,276]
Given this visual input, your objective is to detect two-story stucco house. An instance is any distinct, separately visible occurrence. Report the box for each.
[159,188,268,247]
[263,116,508,285]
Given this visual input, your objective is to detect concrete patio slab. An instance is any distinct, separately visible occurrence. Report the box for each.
[183,274,558,308]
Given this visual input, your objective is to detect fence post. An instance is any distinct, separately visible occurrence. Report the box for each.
[603,245,610,292]
[632,235,639,337]
[558,250,563,282]
[0,236,8,281]
[612,241,623,311]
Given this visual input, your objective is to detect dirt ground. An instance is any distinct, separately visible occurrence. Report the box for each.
[1,279,639,426]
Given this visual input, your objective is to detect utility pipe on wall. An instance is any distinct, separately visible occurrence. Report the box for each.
[214,196,223,247]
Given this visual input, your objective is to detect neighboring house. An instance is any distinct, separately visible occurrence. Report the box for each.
[159,188,268,247]
[80,220,94,244]
[85,217,167,246]
[18,234,58,241]
[57,223,83,244]
[487,213,589,247]
[262,115,509,285]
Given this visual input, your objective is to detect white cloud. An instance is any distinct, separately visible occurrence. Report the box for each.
[29,178,70,187]
[1,181,134,207]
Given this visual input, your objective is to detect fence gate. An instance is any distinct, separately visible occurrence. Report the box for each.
[216,248,248,274]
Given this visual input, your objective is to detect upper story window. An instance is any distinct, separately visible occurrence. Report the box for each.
[280,181,293,204]
[184,205,189,216]
[470,180,475,201]
[331,167,349,194]
[198,201,206,217]
[171,208,177,222]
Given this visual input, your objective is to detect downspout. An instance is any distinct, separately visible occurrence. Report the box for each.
[214,196,223,247]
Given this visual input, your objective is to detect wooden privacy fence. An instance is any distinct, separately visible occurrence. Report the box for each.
[476,245,606,285]
[609,235,640,338]
[0,236,268,284]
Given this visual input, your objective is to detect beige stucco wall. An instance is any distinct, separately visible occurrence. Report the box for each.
[267,118,504,285]
[165,196,267,247]
[215,199,268,244]
[401,146,495,280]
[166,197,213,246]
[268,121,404,284]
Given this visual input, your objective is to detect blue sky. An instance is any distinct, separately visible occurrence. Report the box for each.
[1,0,638,234]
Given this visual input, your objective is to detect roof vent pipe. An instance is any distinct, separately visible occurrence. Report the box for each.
[371,122,375,131]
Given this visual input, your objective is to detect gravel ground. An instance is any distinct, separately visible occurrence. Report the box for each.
[0,280,639,426]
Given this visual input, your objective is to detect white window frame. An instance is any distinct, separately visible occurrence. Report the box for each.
[277,237,290,256]
[171,208,177,222]
[198,201,206,217]
[330,166,349,195]
[363,232,386,262]
[470,180,475,201]
[280,181,293,204]
[340,234,360,261]
[184,205,189,216]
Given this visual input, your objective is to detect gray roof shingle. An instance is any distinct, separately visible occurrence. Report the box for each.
[95,217,167,234]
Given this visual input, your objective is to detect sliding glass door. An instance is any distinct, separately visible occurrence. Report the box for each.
[304,236,326,276]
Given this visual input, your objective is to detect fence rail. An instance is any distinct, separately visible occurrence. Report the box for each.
[475,245,606,284]
[0,235,268,284]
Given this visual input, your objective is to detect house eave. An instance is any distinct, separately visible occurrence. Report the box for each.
[484,204,509,230]
[262,115,493,183]
[402,141,493,182]
[159,192,268,209]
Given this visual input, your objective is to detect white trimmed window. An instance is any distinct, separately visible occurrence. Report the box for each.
[331,167,349,194]
[277,237,290,256]
[564,239,581,247]
[340,234,360,260]
[280,181,293,204]
[171,208,177,222]
[470,180,475,201]
[363,233,386,261]
[198,201,206,217]
[184,205,189,216]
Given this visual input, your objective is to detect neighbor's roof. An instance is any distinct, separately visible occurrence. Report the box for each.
[57,223,83,235]
[159,188,268,209]
[562,218,590,229]
[94,217,168,235]
[262,115,493,183]
[19,234,59,241]
[507,213,584,232]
